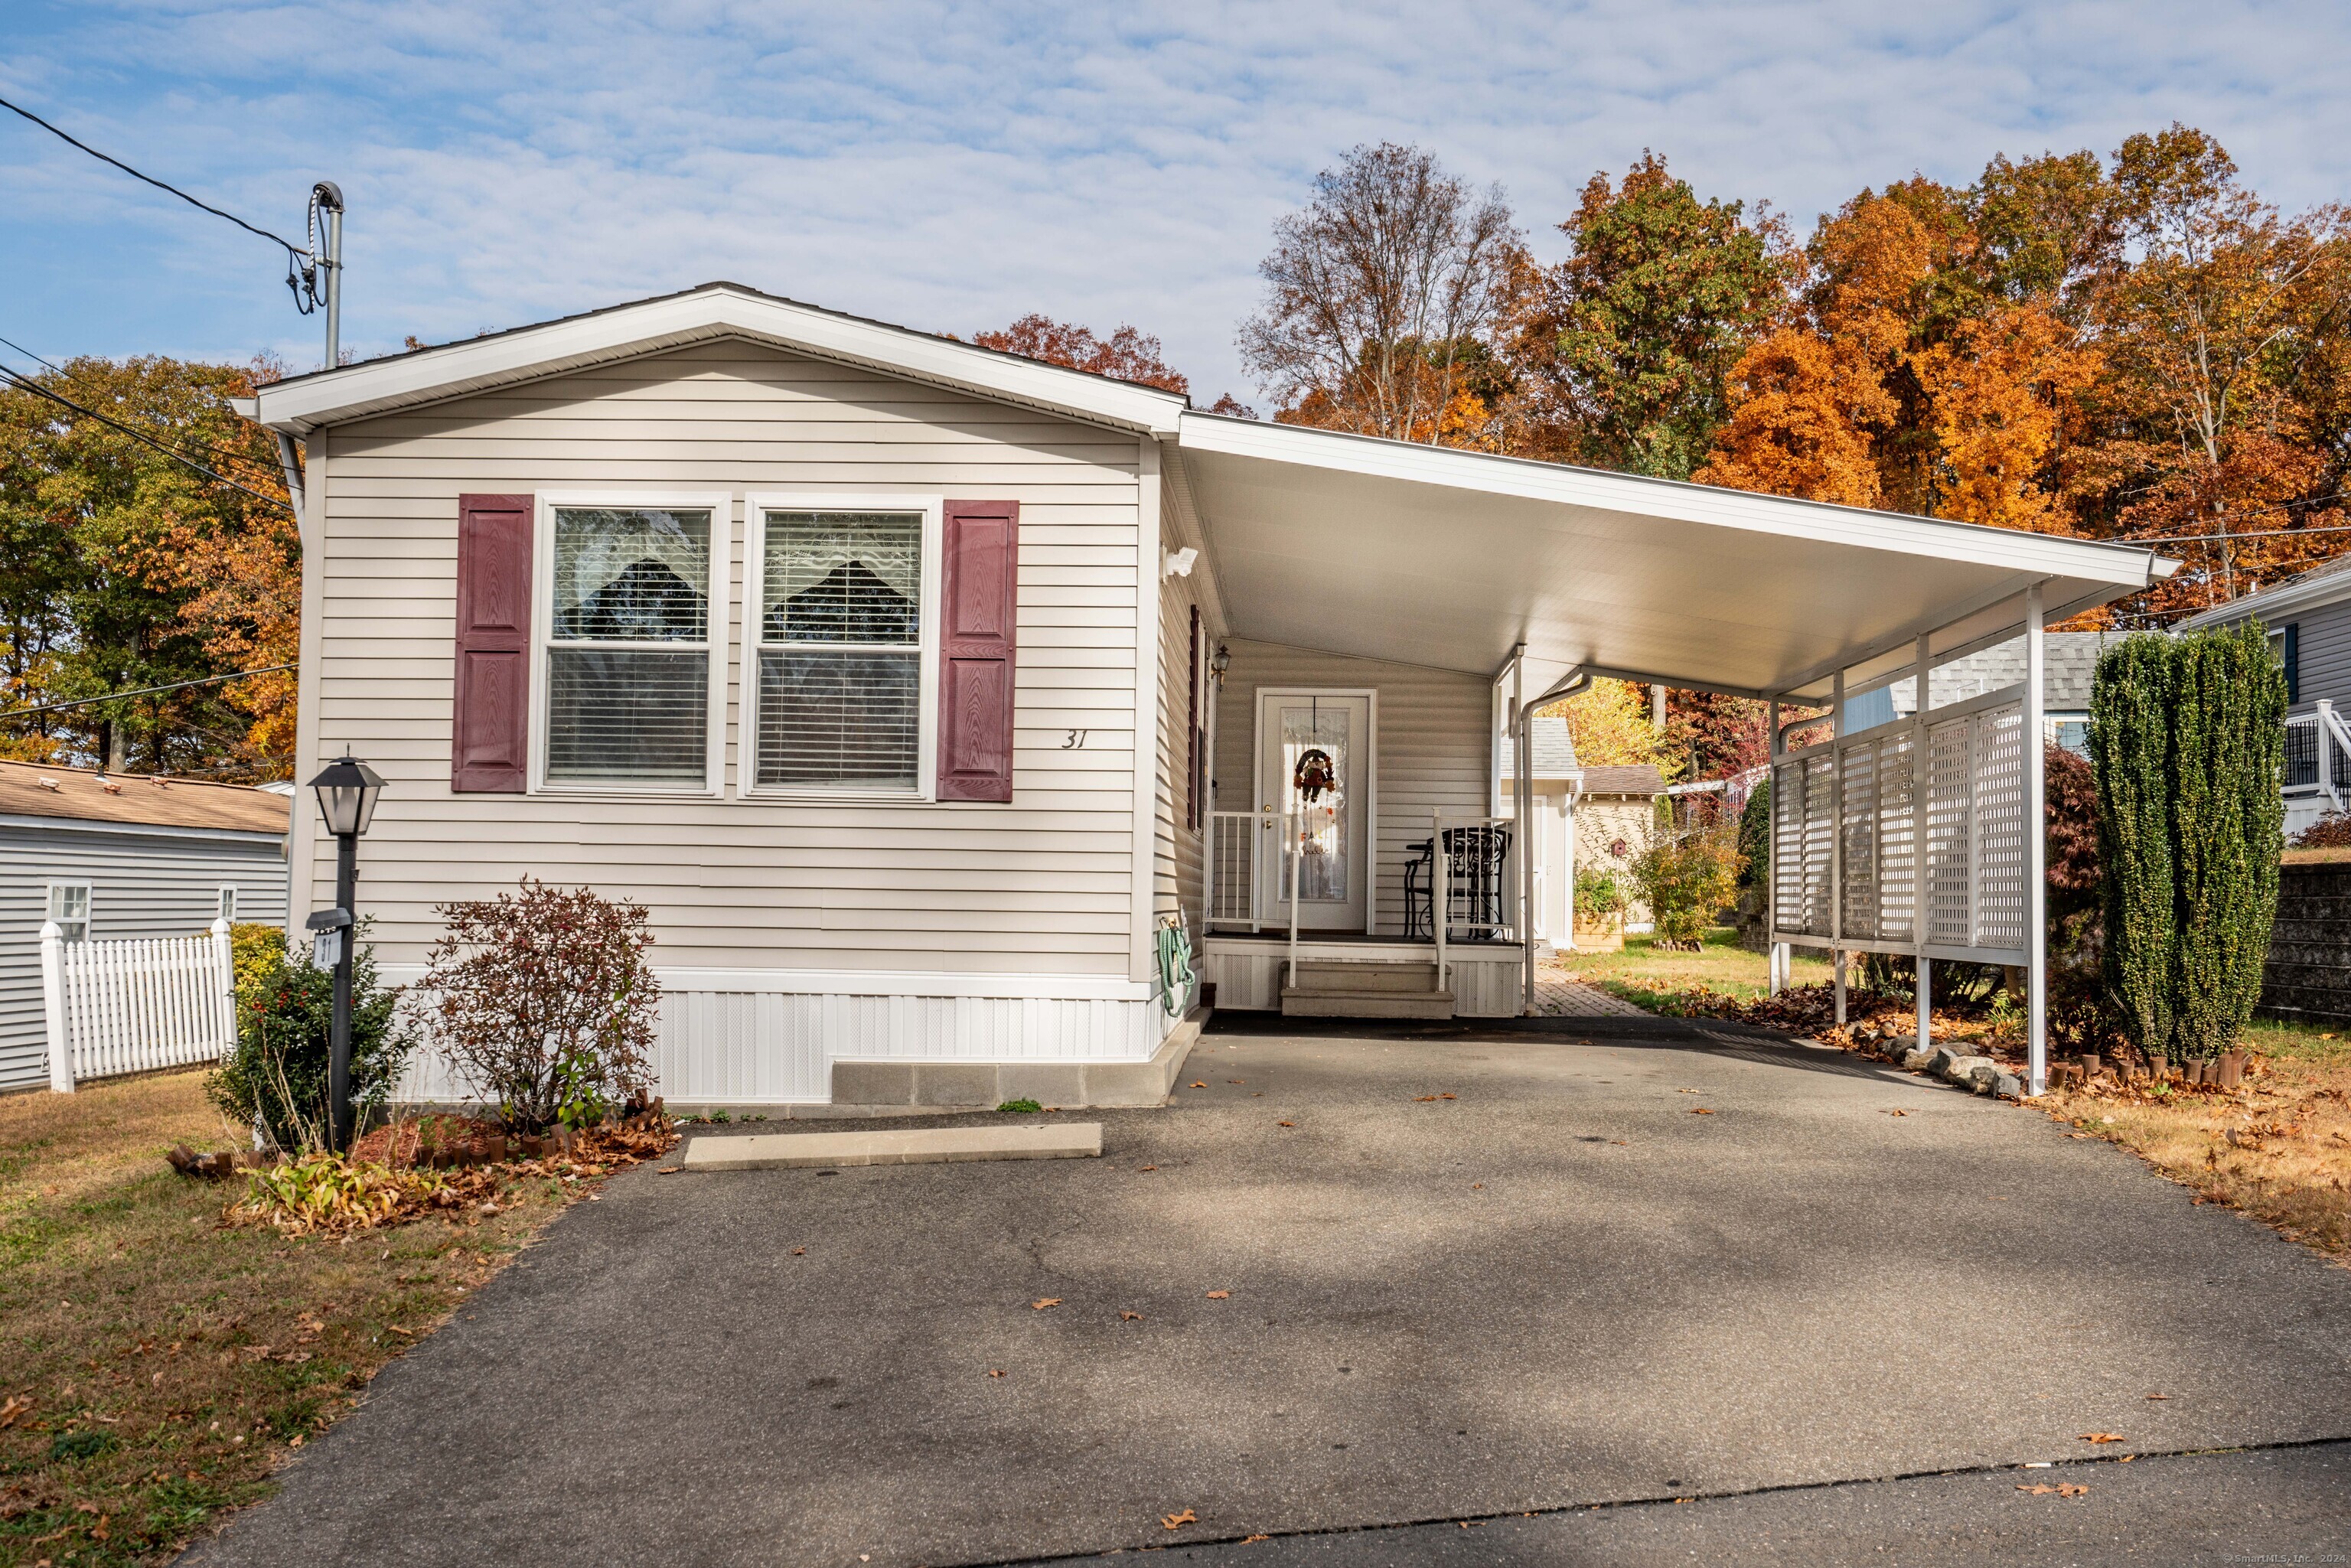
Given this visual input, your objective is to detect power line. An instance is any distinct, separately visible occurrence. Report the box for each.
[0,663,296,722]
[0,93,308,253]
[2124,521,2351,546]
[0,340,287,472]
[0,92,325,311]
[0,367,295,516]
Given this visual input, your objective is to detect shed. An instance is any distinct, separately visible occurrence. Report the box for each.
[0,763,289,1092]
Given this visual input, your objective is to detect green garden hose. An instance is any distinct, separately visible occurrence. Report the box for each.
[1156,915,1197,1015]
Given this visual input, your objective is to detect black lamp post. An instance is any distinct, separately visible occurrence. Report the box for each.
[305,752,383,1152]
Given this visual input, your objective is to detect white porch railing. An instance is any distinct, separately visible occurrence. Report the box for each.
[2284,699,2351,817]
[41,918,238,1093]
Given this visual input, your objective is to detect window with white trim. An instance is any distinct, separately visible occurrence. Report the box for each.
[542,503,719,786]
[47,882,90,944]
[748,505,934,794]
[217,887,237,922]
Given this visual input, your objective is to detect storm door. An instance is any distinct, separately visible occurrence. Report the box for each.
[1255,692,1371,931]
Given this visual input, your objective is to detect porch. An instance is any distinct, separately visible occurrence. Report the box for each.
[1167,414,2181,1081]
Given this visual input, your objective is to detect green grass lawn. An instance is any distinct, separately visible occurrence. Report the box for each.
[1560,927,1831,1011]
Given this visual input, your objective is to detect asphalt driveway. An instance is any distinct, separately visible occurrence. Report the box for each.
[184,1017,2351,1566]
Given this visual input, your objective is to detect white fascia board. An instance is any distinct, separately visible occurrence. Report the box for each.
[373,965,1153,1002]
[256,287,1186,437]
[0,813,285,846]
[2177,570,2351,631]
[1177,412,2177,588]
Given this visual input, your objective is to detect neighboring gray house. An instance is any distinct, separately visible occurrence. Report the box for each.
[1843,630,2124,755]
[0,761,289,1092]
[2180,557,2351,834]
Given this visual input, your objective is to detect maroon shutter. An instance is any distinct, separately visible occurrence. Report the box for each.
[451,494,533,792]
[937,500,1019,802]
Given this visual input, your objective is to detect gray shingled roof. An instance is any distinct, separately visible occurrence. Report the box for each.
[1496,716,1580,779]
[1882,631,2118,716]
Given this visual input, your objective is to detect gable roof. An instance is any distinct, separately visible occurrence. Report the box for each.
[252,282,1188,438]
[1497,716,1580,781]
[0,761,289,836]
[1580,764,1668,797]
[2176,552,2351,632]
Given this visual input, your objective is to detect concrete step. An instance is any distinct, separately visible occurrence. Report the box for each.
[1280,987,1456,1019]
[1286,960,1441,995]
[680,1123,1103,1170]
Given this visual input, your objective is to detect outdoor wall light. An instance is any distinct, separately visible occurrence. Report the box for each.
[1163,546,1199,579]
[1211,644,1231,684]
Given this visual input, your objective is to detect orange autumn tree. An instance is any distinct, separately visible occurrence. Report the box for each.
[971,315,1192,395]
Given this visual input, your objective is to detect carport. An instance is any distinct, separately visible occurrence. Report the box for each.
[1168,412,2178,1091]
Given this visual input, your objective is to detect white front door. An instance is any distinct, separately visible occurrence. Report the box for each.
[1257,692,1371,931]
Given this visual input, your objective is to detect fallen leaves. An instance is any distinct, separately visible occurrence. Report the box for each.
[1441,1093,1457,1100]
[987,1369,1005,1378]
[1277,1121,1296,1128]
[1191,1081,1208,1089]
[2079,1433,2125,1444]
[0,1395,26,1428]
[1470,1182,1485,1190]
[1883,1109,1909,1117]
[1689,1108,1715,1116]
[2017,1482,2089,1498]
[1120,1312,1144,1322]
[1138,1165,1159,1172]
[1414,1096,1439,1103]
[1206,1290,1231,1299]
[2146,1393,2169,1400]
[791,1247,807,1256]
[1162,1509,1198,1531]
[1031,1299,1062,1311]
[656,1166,680,1175]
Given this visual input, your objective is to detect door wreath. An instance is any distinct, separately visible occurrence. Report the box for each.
[1293,748,1337,802]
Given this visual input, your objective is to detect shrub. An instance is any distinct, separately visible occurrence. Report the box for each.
[1631,823,1744,948]
[1573,865,1627,918]
[2089,624,2285,1061]
[2291,811,2351,849]
[227,921,290,1006]
[421,879,660,1135]
[1736,776,1772,890]
[207,928,412,1152]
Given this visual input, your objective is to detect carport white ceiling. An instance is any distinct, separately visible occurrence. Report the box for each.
[1175,414,2175,703]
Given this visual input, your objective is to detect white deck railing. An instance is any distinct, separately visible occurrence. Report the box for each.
[2284,699,2351,815]
[41,918,238,1093]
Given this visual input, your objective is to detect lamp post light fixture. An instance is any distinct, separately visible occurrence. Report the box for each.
[305,751,383,1152]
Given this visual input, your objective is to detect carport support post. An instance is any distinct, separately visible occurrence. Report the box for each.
[1830,670,1845,1028]
[1765,696,1781,996]
[1517,650,1534,1015]
[1914,632,1932,1051]
[2024,582,2048,1096]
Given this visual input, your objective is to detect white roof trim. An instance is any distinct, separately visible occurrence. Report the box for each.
[255,284,1188,437]
[1176,412,2177,587]
[2177,566,2351,631]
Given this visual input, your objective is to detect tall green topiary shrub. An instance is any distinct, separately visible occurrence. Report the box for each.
[2088,624,2284,1061]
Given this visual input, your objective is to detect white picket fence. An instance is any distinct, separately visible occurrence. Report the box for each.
[41,918,238,1093]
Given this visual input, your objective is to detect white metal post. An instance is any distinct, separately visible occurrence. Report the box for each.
[1287,813,1301,988]
[1914,631,1932,1050]
[1516,654,1534,1015]
[2320,697,2341,812]
[1766,696,1782,996]
[1831,669,1846,1027]
[41,921,73,1094]
[2024,582,2048,1096]
[210,916,236,1051]
[1433,807,1448,995]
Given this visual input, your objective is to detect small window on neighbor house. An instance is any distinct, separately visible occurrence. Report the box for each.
[47,883,90,944]
[2053,720,2089,758]
[217,887,236,923]
[2271,624,2300,703]
[751,508,929,793]
[544,504,718,786]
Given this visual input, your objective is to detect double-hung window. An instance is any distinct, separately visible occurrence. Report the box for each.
[47,883,90,944]
[746,499,937,796]
[538,497,726,790]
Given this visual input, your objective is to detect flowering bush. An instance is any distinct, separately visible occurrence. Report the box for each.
[206,930,412,1152]
[422,879,660,1135]
[1631,825,1745,948]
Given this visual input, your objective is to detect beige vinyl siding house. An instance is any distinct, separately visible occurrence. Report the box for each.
[256,281,2173,1101]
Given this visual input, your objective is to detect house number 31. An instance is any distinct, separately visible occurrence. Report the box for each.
[1062,729,1087,749]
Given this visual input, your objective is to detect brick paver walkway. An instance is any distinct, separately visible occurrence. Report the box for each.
[1532,967,1649,1017]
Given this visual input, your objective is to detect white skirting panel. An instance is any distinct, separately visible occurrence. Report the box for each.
[386,970,1162,1107]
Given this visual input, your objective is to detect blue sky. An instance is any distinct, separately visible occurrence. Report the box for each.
[4,2,2346,405]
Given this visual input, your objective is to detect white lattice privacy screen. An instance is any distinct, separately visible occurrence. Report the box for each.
[1771,701,2028,963]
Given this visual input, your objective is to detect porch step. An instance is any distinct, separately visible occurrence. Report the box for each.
[1280,987,1457,1019]
[1287,960,1441,995]
[1280,959,1453,1019]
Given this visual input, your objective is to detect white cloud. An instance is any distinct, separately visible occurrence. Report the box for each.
[2,0,2346,398]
